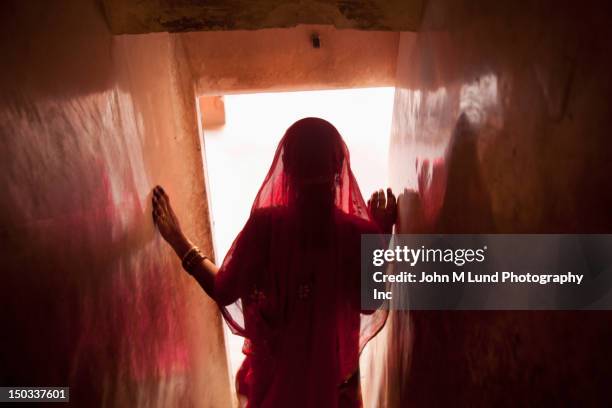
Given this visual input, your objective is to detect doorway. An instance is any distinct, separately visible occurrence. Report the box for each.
[199,87,395,395]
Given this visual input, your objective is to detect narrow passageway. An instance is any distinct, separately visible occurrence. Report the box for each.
[2,0,612,407]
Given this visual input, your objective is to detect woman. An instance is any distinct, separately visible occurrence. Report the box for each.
[152,117,396,407]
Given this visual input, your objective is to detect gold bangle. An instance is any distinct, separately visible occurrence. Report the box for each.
[182,246,200,269]
[184,250,200,269]
[185,253,205,273]
[181,246,199,265]
[182,246,208,273]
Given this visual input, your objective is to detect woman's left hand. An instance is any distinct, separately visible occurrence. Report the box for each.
[152,186,186,250]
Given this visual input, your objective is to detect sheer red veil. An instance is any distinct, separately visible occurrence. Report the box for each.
[217,117,388,405]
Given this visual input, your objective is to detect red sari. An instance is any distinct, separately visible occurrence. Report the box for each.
[213,118,387,407]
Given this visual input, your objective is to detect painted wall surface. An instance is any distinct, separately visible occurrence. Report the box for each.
[0,1,231,406]
[378,1,612,406]
[180,25,399,94]
[102,0,424,34]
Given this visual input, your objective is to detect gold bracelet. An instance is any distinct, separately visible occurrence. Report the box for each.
[182,246,208,273]
[184,250,201,270]
[181,246,199,265]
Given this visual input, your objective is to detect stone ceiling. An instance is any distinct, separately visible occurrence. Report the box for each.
[102,0,424,34]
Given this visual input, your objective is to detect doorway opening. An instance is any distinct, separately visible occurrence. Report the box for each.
[198,87,395,389]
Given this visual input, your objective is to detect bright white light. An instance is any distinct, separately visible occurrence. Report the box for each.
[202,87,395,385]
[459,73,499,126]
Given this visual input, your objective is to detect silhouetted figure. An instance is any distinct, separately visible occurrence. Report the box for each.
[152,117,395,407]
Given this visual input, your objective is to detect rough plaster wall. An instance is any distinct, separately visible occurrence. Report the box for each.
[379,1,612,406]
[102,0,423,34]
[180,25,399,95]
[0,1,231,406]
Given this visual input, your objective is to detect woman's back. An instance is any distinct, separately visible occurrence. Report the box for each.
[220,206,378,407]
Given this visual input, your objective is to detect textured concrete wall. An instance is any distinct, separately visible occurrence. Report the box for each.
[180,25,399,95]
[0,1,231,406]
[102,0,423,34]
[381,0,612,406]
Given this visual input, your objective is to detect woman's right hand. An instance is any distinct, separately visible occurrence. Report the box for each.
[368,188,397,234]
[152,186,191,255]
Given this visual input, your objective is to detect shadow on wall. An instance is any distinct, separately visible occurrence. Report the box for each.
[436,114,495,233]
[396,114,495,235]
